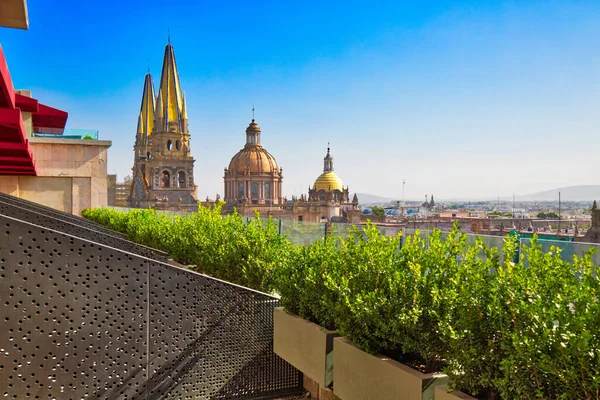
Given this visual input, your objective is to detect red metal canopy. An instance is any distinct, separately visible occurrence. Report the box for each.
[15,93,38,112]
[0,46,36,175]
[32,103,68,133]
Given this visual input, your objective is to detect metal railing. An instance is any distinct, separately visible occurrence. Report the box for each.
[0,195,302,399]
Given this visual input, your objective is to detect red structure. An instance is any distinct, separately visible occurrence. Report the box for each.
[0,45,68,175]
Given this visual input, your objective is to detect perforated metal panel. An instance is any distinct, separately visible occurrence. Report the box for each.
[0,192,124,238]
[0,213,301,399]
[0,199,170,262]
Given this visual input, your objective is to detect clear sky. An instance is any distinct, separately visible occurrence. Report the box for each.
[2,0,600,200]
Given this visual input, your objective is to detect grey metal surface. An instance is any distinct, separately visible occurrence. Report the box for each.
[0,198,170,262]
[0,192,124,238]
[0,213,301,399]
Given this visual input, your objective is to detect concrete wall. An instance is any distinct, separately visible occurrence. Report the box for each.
[0,138,111,215]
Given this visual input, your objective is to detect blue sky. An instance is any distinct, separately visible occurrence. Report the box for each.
[2,0,600,200]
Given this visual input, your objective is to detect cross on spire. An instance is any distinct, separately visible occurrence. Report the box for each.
[252,105,255,121]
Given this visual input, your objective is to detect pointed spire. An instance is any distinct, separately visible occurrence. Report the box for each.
[155,92,163,123]
[136,112,144,135]
[181,92,187,121]
[156,42,184,132]
[352,193,359,205]
[138,72,155,138]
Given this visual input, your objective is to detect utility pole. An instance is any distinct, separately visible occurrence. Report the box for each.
[558,191,561,234]
[401,179,406,217]
[497,189,500,211]
[513,193,515,217]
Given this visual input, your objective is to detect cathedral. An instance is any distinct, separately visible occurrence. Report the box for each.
[222,131,359,223]
[129,41,198,210]
[125,42,359,221]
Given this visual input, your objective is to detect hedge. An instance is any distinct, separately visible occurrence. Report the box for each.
[83,206,600,399]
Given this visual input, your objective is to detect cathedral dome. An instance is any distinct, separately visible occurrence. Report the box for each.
[228,146,279,175]
[313,171,344,192]
[226,119,280,175]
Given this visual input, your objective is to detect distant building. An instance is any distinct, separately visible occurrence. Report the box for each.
[0,46,111,215]
[221,144,360,223]
[580,201,600,243]
[108,175,132,207]
[223,119,283,205]
[129,42,198,211]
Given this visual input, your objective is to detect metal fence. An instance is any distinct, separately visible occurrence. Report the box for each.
[0,196,302,399]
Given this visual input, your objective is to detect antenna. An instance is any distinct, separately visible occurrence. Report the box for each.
[168,28,171,44]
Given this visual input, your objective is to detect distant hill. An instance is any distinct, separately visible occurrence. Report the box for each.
[355,193,395,205]
[517,185,600,202]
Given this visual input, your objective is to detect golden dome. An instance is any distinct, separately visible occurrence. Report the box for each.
[313,171,344,192]
[228,147,279,175]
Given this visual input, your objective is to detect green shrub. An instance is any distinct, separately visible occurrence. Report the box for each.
[274,233,339,329]
[441,236,510,398]
[83,204,291,292]
[84,207,600,398]
[495,240,600,400]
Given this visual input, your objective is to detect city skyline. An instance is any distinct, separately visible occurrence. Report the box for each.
[2,0,600,200]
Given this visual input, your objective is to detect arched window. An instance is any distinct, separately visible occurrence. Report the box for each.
[147,151,151,159]
[176,140,181,150]
[167,140,172,150]
[265,183,271,199]
[251,182,259,199]
[161,171,171,188]
[238,182,244,199]
[178,171,186,188]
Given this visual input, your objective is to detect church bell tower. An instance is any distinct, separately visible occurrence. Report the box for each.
[129,41,198,209]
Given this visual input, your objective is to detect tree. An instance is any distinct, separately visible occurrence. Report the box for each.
[371,206,385,216]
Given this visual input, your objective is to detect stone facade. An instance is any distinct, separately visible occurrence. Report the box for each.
[0,137,112,215]
[580,200,600,243]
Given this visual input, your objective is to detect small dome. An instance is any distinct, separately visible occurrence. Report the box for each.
[228,147,279,175]
[314,171,343,192]
[246,119,261,135]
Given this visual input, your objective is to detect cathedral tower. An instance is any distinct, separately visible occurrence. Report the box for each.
[129,42,197,209]
[309,145,349,203]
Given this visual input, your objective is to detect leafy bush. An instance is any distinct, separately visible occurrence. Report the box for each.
[371,206,385,216]
[84,207,600,399]
[274,233,339,330]
[494,240,600,399]
[82,204,291,292]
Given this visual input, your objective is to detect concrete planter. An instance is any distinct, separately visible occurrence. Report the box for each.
[435,385,477,400]
[333,337,448,400]
[273,307,338,387]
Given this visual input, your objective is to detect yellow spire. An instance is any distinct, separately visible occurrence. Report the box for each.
[181,92,187,121]
[136,112,143,135]
[139,72,155,137]
[157,42,184,131]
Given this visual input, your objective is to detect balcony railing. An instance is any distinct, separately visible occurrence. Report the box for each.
[33,128,99,140]
[0,193,303,399]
